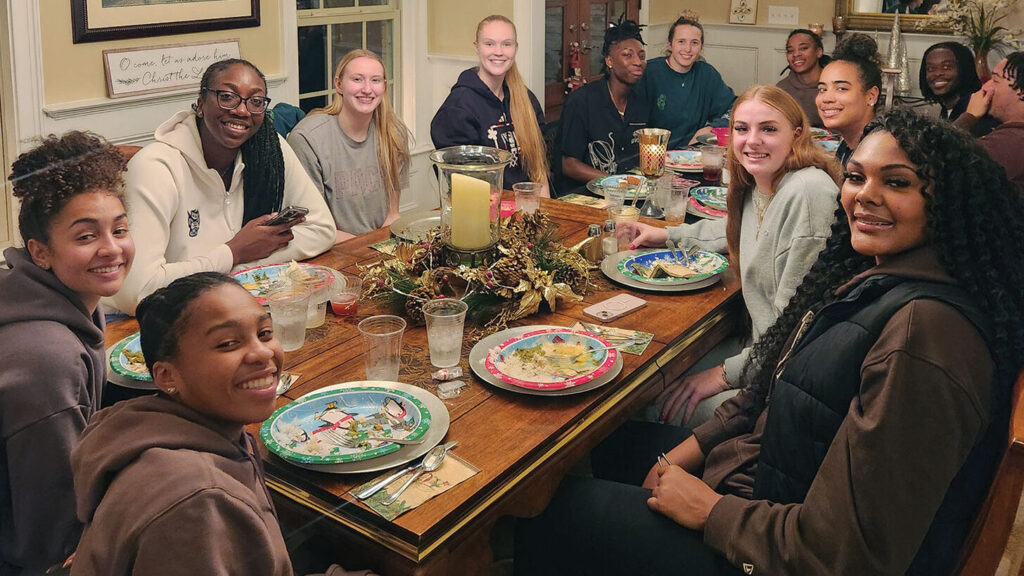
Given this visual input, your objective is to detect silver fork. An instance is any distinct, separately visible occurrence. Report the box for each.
[664,239,685,263]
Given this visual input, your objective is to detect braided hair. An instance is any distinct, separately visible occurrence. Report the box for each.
[137,272,240,373]
[601,16,645,77]
[739,109,1024,420]
[194,59,284,225]
[1005,51,1024,97]
[9,130,127,245]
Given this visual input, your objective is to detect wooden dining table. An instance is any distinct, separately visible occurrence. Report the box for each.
[104,196,742,576]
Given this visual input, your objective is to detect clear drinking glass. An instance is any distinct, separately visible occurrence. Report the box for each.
[513,182,542,214]
[267,286,311,352]
[358,315,406,381]
[701,145,726,183]
[665,177,699,225]
[290,266,334,328]
[422,298,469,368]
[329,272,362,316]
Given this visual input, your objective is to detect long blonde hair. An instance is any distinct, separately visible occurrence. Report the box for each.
[476,15,549,186]
[311,49,411,206]
[724,85,841,263]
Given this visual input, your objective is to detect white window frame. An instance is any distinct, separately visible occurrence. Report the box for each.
[295,0,401,113]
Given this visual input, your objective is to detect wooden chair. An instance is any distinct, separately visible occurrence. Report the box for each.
[957,369,1024,575]
[116,145,142,163]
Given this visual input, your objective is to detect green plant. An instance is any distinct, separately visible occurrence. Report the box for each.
[923,0,1023,52]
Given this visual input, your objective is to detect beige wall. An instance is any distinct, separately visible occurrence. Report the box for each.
[650,0,833,29]
[427,0,514,55]
[40,0,282,104]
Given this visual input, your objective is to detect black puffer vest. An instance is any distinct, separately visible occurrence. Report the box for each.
[753,274,1005,576]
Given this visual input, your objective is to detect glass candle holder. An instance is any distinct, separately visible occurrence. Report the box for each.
[430,146,512,252]
[635,128,671,179]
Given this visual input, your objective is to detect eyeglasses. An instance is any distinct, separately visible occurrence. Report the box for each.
[202,89,271,114]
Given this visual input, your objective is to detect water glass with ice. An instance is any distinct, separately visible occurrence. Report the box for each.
[267,286,311,352]
[358,315,406,381]
[422,298,469,368]
[513,182,542,214]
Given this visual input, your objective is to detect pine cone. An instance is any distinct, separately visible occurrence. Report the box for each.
[405,286,438,325]
[491,257,523,287]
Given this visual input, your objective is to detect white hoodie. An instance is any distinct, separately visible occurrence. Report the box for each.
[107,111,336,314]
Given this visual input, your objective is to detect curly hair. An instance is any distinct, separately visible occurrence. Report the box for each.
[724,85,842,263]
[830,33,883,92]
[1004,51,1024,98]
[194,58,284,225]
[8,130,127,245]
[739,109,1024,420]
[919,42,981,103]
[136,272,240,373]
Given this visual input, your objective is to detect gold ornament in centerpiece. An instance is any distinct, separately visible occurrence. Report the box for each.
[361,210,590,333]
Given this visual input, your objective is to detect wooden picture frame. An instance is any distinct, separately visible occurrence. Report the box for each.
[729,0,757,25]
[834,0,950,32]
[72,0,260,44]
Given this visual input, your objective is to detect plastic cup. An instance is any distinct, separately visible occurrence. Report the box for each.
[290,266,334,329]
[267,286,311,352]
[666,177,698,225]
[358,315,406,381]
[513,182,542,214]
[329,272,362,316]
[701,145,726,183]
[711,127,730,147]
[423,298,469,368]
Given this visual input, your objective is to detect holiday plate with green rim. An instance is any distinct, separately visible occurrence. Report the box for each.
[618,249,729,285]
[261,386,431,465]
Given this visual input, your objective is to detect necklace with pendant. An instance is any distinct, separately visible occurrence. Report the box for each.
[753,190,775,238]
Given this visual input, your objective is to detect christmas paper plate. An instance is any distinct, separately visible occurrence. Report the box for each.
[618,249,729,285]
[665,149,702,171]
[691,186,728,212]
[484,329,617,390]
[588,174,648,198]
[260,386,431,465]
[108,331,152,383]
[232,262,327,304]
[687,196,726,220]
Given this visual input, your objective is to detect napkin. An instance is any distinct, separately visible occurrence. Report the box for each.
[351,453,479,521]
[369,238,401,255]
[570,321,654,356]
[559,193,608,208]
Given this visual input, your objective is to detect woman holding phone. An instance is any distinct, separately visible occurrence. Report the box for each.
[109,58,335,315]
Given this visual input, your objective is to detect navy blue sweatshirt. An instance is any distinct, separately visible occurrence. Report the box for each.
[430,67,545,187]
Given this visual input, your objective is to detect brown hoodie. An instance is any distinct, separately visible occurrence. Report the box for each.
[70,395,293,576]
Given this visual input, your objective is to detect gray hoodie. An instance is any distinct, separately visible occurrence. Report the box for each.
[0,247,105,575]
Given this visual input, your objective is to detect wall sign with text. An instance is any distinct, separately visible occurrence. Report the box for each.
[102,39,241,98]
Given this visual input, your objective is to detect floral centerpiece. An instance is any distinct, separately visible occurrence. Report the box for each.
[921,0,1023,79]
[361,211,591,333]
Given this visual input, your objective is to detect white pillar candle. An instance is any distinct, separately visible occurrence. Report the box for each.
[451,173,492,249]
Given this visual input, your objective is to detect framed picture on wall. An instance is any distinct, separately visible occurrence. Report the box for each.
[729,0,757,24]
[72,0,260,43]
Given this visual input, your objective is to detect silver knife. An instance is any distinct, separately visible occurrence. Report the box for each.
[355,440,458,500]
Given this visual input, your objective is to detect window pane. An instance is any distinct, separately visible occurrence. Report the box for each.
[366,19,394,75]
[300,95,328,113]
[589,4,608,75]
[325,0,355,7]
[545,7,564,85]
[296,0,319,9]
[358,0,386,5]
[298,25,327,93]
[331,22,364,75]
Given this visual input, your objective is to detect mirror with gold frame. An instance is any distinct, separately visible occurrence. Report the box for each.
[835,0,951,32]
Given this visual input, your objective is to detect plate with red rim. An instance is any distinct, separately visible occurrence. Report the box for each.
[484,329,618,390]
[688,196,726,220]
[665,149,702,172]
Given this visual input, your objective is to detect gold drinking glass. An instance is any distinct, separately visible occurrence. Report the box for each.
[635,128,671,219]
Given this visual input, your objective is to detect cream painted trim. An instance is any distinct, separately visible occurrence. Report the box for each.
[0,1,14,249]
[8,2,44,150]
[42,74,288,120]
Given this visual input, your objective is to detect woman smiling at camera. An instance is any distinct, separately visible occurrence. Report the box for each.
[288,50,411,242]
[0,131,133,575]
[776,29,830,127]
[616,86,839,428]
[641,11,736,148]
[816,34,882,165]
[108,58,335,315]
[516,109,1024,576]
[71,273,375,576]
[431,15,550,193]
